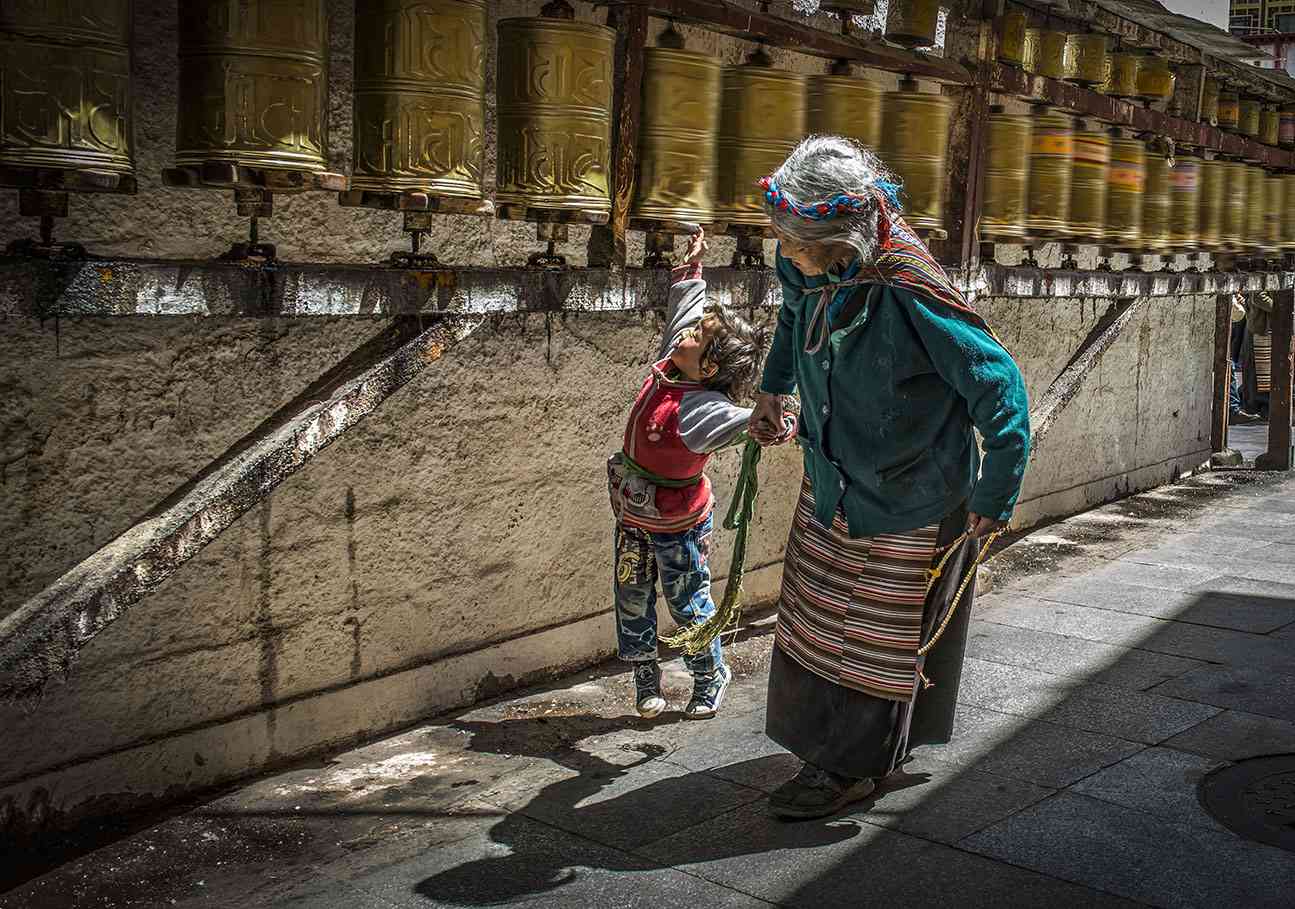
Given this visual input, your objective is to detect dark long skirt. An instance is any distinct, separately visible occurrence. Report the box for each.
[765,504,978,780]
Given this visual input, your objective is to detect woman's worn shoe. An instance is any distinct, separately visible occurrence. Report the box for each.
[684,664,732,719]
[633,661,666,718]
[769,762,876,820]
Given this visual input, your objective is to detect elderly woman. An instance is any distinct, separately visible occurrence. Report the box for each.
[748,136,1031,820]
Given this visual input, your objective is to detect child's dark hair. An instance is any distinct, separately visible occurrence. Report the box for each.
[701,303,769,402]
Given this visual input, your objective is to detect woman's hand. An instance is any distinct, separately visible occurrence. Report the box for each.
[966,513,1007,539]
[684,228,708,265]
[750,393,791,446]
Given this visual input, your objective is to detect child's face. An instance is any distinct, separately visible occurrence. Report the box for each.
[670,315,720,381]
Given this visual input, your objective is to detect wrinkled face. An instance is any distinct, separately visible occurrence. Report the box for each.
[670,314,720,381]
[771,229,856,276]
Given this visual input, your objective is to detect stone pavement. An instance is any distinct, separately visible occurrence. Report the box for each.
[6,471,1295,909]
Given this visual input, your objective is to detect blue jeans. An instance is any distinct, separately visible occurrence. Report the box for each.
[613,514,723,677]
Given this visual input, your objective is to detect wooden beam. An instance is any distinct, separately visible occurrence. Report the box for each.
[1257,289,1294,470]
[1211,294,1232,455]
[598,0,973,84]
[0,314,483,701]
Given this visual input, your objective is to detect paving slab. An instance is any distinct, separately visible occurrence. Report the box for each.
[1068,746,1229,832]
[1189,573,1295,602]
[1078,560,1226,592]
[1026,577,1295,633]
[1162,709,1295,761]
[961,792,1295,909]
[637,799,1141,909]
[965,620,1206,691]
[1149,665,1295,723]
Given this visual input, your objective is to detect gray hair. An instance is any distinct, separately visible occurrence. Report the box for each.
[762,135,899,264]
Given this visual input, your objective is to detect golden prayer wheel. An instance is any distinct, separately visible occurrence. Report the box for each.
[980,110,1032,242]
[177,0,329,171]
[1246,165,1265,251]
[1105,134,1144,246]
[632,46,722,224]
[1168,155,1200,250]
[808,69,881,152]
[998,12,1028,66]
[1281,105,1295,148]
[1265,173,1284,252]
[1033,30,1074,80]
[1066,122,1109,241]
[1022,28,1041,74]
[1239,99,1261,138]
[1220,161,1246,250]
[496,15,615,214]
[885,0,940,48]
[1218,92,1240,131]
[1135,56,1175,101]
[1025,108,1073,236]
[1099,53,1140,99]
[350,0,486,197]
[714,56,806,226]
[1067,34,1109,86]
[1201,78,1219,127]
[1197,158,1224,250]
[1140,153,1171,252]
[879,84,952,232]
[1282,174,1295,248]
[0,0,134,175]
[1260,107,1281,146]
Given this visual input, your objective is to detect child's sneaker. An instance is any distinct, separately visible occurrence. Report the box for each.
[633,661,666,718]
[684,664,732,719]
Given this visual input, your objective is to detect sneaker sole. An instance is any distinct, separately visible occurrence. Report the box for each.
[769,778,877,820]
[637,697,666,718]
[684,667,732,720]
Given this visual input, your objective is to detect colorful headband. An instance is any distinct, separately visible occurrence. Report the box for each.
[759,176,903,220]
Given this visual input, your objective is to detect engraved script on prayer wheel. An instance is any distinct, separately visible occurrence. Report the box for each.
[1282,105,1295,148]
[1025,108,1072,237]
[1067,123,1108,241]
[495,16,615,214]
[1197,158,1224,250]
[879,86,952,231]
[1100,53,1139,98]
[1246,166,1266,252]
[0,0,134,174]
[1265,173,1284,252]
[177,0,329,171]
[1168,155,1199,249]
[980,110,1031,242]
[1218,92,1240,131]
[631,46,722,224]
[1201,78,1219,127]
[885,0,940,49]
[1282,173,1295,249]
[997,12,1027,66]
[808,71,881,152]
[1140,152,1170,252]
[714,61,806,226]
[1067,35,1108,86]
[1260,107,1280,147]
[1239,99,1261,138]
[1034,31,1073,81]
[1105,135,1144,247]
[351,0,486,197]
[1220,161,1246,250]
[1135,56,1174,101]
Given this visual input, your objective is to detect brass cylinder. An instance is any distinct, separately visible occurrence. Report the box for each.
[1239,98,1261,137]
[1201,78,1219,127]
[1067,123,1109,241]
[0,0,134,174]
[1282,105,1295,148]
[632,47,722,223]
[1025,108,1073,236]
[1283,173,1295,248]
[1265,172,1284,252]
[1197,158,1224,249]
[496,16,615,213]
[980,111,1032,242]
[808,72,881,152]
[1100,53,1140,98]
[1261,107,1281,146]
[1106,135,1144,246]
[1218,92,1240,131]
[885,0,940,48]
[1135,56,1175,101]
[1034,30,1074,80]
[879,87,952,231]
[177,0,328,171]
[1246,165,1265,251]
[1220,161,1246,249]
[1141,153,1171,252]
[714,60,806,226]
[1168,155,1200,249]
[998,12,1027,66]
[1068,34,1109,86]
[350,0,486,197]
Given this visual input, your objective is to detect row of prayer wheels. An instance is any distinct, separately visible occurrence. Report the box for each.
[982,106,1295,254]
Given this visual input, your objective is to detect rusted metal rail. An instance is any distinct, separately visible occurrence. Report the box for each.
[0,314,482,701]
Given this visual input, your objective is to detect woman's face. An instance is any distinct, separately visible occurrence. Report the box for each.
[772,230,856,276]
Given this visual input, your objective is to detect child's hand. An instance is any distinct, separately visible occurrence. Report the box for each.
[684,228,708,265]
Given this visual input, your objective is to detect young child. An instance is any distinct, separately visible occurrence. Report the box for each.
[608,228,786,719]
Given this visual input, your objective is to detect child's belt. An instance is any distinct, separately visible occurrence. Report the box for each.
[618,451,703,488]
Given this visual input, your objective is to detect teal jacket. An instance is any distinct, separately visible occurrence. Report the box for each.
[760,252,1031,537]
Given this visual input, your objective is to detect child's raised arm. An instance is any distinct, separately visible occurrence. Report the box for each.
[658,227,709,361]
